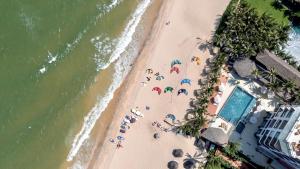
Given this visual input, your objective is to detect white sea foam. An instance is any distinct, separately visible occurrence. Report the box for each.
[92,35,117,70]
[39,66,46,74]
[98,0,151,70]
[66,0,152,162]
[37,0,122,75]
[47,51,57,64]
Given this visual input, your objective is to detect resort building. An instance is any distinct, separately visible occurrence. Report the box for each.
[255,105,300,169]
[255,50,300,87]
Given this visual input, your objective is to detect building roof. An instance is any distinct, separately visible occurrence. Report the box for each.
[233,58,257,78]
[278,105,300,160]
[202,127,229,146]
[256,50,300,87]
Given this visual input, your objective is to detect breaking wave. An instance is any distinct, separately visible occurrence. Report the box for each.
[66,0,152,162]
[37,0,123,75]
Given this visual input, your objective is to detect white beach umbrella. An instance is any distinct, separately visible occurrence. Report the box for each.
[123,118,130,124]
[249,116,257,124]
[214,95,221,104]
[256,105,263,111]
[219,83,225,92]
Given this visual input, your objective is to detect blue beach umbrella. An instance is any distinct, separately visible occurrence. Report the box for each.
[166,114,176,121]
[181,78,191,85]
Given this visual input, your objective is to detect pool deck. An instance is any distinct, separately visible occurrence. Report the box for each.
[206,72,282,167]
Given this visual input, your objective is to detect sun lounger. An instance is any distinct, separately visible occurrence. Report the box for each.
[163,118,175,126]
[131,109,144,117]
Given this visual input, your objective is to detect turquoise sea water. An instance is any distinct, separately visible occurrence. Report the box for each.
[218,87,256,125]
[0,0,150,168]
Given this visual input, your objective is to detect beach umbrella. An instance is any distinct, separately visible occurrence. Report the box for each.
[117,136,125,141]
[256,105,263,111]
[145,68,153,74]
[183,160,196,169]
[181,78,191,85]
[170,66,180,74]
[164,86,174,93]
[166,114,176,121]
[177,89,188,95]
[218,83,225,92]
[171,59,182,67]
[123,118,130,124]
[120,125,128,130]
[172,149,183,157]
[130,118,136,123]
[156,75,165,81]
[152,87,162,95]
[154,133,160,139]
[167,161,178,169]
[214,94,221,104]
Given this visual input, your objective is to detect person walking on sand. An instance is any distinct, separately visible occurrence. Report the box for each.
[117,141,123,149]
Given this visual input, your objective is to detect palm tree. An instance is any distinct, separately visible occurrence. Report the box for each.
[282,80,296,95]
[267,80,281,93]
[223,142,241,160]
[251,69,261,79]
[184,152,207,169]
[293,90,300,104]
[264,67,277,83]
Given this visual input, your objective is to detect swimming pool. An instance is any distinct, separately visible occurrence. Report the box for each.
[218,87,256,125]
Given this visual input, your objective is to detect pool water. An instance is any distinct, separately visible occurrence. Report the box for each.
[285,26,300,63]
[218,87,256,125]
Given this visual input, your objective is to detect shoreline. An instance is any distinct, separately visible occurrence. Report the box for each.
[86,0,164,168]
[89,0,230,168]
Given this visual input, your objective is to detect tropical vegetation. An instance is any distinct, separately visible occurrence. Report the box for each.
[251,67,300,103]
[205,152,237,169]
[222,142,241,161]
[214,1,290,61]
[180,0,300,145]
[179,53,227,136]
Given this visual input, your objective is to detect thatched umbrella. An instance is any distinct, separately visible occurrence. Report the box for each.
[172,149,183,157]
[183,160,196,169]
[233,58,257,79]
[202,127,228,146]
[167,161,178,169]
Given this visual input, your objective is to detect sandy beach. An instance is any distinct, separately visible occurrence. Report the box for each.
[89,0,230,168]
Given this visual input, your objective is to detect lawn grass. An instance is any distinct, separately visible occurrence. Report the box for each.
[244,0,290,26]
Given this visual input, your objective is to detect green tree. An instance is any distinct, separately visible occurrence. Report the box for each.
[223,142,241,160]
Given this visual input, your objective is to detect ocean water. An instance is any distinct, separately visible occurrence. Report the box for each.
[0,0,151,169]
[285,26,300,63]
